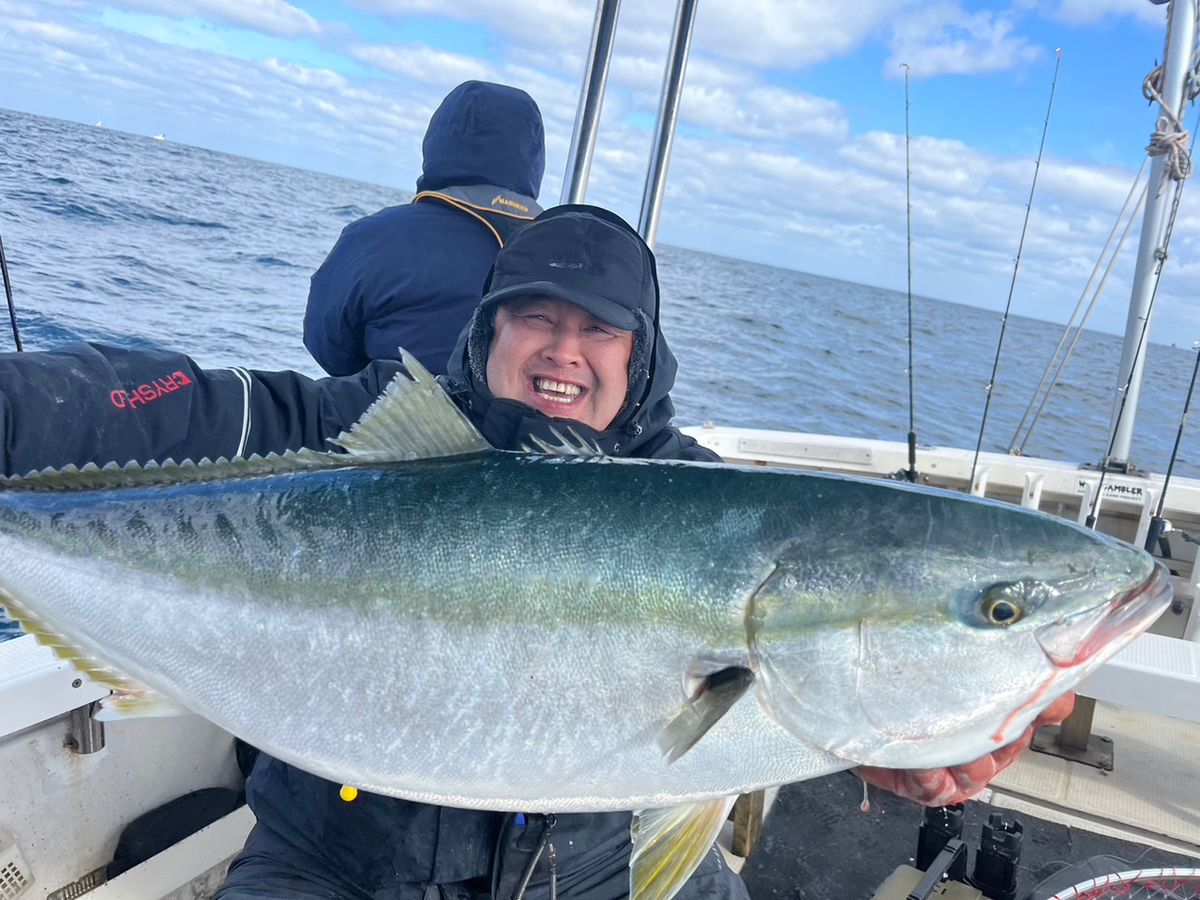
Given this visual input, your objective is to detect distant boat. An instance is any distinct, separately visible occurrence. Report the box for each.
[94,121,103,128]
[152,134,165,142]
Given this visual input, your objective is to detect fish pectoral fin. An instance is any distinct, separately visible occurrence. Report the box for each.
[657,666,754,763]
[95,686,192,721]
[329,350,492,460]
[630,797,737,900]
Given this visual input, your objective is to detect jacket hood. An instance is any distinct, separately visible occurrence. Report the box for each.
[417,81,545,199]
[443,205,683,458]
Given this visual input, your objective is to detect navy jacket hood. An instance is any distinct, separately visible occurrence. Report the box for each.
[417,81,546,199]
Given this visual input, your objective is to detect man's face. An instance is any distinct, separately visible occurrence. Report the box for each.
[486,296,635,431]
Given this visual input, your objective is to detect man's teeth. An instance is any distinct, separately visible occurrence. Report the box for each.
[534,378,582,402]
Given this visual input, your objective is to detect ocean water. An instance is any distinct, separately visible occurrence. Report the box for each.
[1,106,1198,640]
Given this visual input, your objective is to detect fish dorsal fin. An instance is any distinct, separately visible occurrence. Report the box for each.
[329,350,490,460]
[520,426,604,458]
[630,797,738,900]
[0,351,489,492]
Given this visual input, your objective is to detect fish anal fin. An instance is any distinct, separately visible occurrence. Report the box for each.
[95,687,191,721]
[658,666,754,763]
[630,797,737,900]
[2,588,149,695]
[328,351,491,461]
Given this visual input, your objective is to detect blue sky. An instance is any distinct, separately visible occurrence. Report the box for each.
[1,0,1197,339]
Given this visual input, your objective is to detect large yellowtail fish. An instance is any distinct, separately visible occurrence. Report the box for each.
[0,354,1171,900]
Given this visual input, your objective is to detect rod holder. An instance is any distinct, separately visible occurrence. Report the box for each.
[971,812,1023,900]
[66,701,105,755]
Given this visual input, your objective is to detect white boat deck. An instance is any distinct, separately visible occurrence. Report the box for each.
[987,701,1200,859]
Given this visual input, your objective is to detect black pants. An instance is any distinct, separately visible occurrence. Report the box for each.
[216,755,749,900]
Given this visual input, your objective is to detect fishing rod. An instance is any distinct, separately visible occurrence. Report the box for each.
[901,63,918,483]
[969,49,1062,491]
[1144,341,1200,555]
[0,232,23,351]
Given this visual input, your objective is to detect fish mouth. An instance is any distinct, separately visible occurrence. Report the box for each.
[1035,562,1173,668]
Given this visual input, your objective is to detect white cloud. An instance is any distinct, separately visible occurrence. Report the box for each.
[682,85,849,142]
[840,132,989,196]
[104,0,320,38]
[692,0,910,69]
[1035,159,1142,211]
[349,0,906,73]
[350,42,487,85]
[7,18,106,50]
[1050,0,1167,28]
[262,58,347,91]
[887,3,1042,78]
[607,53,666,95]
[0,0,38,15]
[349,0,593,52]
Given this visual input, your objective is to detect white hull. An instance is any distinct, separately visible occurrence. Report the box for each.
[0,637,244,898]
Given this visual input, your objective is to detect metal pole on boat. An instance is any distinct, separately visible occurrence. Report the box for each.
[560,0,622,205]
[637,0,699,250]
[1107,0,1197,467]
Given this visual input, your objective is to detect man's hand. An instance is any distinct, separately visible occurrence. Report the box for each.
[852,692,1076,807]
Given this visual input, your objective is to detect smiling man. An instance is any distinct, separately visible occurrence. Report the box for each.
[486,296,633,429]
[443,203,714,461]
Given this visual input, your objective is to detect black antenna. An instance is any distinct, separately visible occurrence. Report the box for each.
[901,63,918,483]
[969,49,1062,491]
[0,232,22,352]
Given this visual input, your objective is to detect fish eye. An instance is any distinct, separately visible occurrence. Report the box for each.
[980,584,1025,627]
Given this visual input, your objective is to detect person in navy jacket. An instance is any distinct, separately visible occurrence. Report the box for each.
[304,80,546,378]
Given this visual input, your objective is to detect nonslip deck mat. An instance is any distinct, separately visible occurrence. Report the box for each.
[990,701,1200,848]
